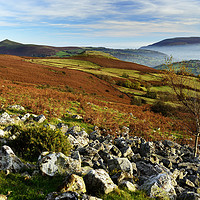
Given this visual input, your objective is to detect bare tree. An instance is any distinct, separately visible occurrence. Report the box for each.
[164,57,200,157]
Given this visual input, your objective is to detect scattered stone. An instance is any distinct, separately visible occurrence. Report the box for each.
[7,105,26,111]
[140,173,176,200]
[119,181,138,192]
[34,114,46,123]
[107,158,133,175]
[59,174,86,194]
[84,169,117,195]
[0,145,27,172]
[38,152,81,176]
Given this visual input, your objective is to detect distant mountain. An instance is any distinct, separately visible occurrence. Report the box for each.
[0,39,82,57]
[83,47,168,67]
[0,39,168,67]
[142,37,200,47]
[141,37,200,61]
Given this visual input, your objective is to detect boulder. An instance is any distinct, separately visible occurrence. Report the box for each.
[57,123,68,134]
[119,181,138,192]
[68,135,82,149]
[59,174,86,194]
[38,152,81,176]
[0,145,27,172]
[84,169,117,195]
[107,158,133,175]
[177,191,200,200]
[140,173,176,200]
[110,145,122,157]
[120,146,134,158]
[7,105,26,111]
[136,161,160,177]
[0,129,6,137]
[34,114,46,123]
[0,112,15,125]
[45,191,79,200]
[140,141,155,157]
[20,113,31,122]
[75,131,89,147]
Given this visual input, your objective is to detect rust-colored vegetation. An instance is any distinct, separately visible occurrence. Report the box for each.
[0,54,194,146]
[69,55,159,73]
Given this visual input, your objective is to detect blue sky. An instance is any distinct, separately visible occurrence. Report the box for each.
[0,0,200,48]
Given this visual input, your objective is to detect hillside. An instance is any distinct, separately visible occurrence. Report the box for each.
[0,53,199,199]
[0,39,168,67]
[82,47,168,67]
[142,37,200,47]
[0,55,130,104]
[0,39,82,57]
[141,37,200,61]
[155,60,200,75]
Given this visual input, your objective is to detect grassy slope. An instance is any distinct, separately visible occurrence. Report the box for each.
[0,53,196,199]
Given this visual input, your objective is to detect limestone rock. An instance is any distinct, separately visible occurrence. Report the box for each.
[0,145,27,172]
[38,152,81,176]
[84,169,117,195]
[0,112,14,125]
[119,181,138,192]
[20,113,31,122]
[34,114,46,123]
[7,105,26,111]
[57,123,68,134]
[45,191,79,200]
[140,141,155,157]
[0,129,6,137]
[107,158,133,175]
[59,174,86,194]
[140,173,176,200]
[177,191,200,200]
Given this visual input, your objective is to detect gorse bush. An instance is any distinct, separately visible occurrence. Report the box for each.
[151,100,173,117]
[8,125,71,162]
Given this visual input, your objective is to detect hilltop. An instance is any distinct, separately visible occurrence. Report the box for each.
[0,39,167,67]
[0,39,82,57]
[141,37,200,47]
[141,37,200,61]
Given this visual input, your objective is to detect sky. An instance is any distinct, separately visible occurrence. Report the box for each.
[0,0,200,48]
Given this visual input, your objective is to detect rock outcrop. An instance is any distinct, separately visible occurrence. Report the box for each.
[0,107,200,199]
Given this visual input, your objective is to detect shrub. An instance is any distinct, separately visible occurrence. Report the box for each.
[122,72,129,78]
[145,91,157,99]
[131,96,142,106]
[151,101,173,116]
[8,125,71,162]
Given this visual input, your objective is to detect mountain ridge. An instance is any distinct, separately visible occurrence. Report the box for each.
[141,37,200,48]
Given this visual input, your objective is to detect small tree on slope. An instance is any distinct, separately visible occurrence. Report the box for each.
[164,58,200,157]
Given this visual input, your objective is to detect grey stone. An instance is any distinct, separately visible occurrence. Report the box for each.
[177,191,200,200]
[108,158,133,175]
[68,134,82,149]
[119,181,138,192]
[59,174,86,194]
[110,145,122,157]
[84,169,117,195]
[0,145,27,172]
[120,146,134,158]
[140,141,155,157]
[7,105,25,111]
[45,191,79,200]
[0,112,15,125]
[34,114,46,123]
[38,152,81,176]
[57,123,68,134]
[20,113,31,122]
[140,173,176,200]
[0,129,6,137]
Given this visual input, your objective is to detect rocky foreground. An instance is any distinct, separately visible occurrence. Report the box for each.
[0,105,200,200]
